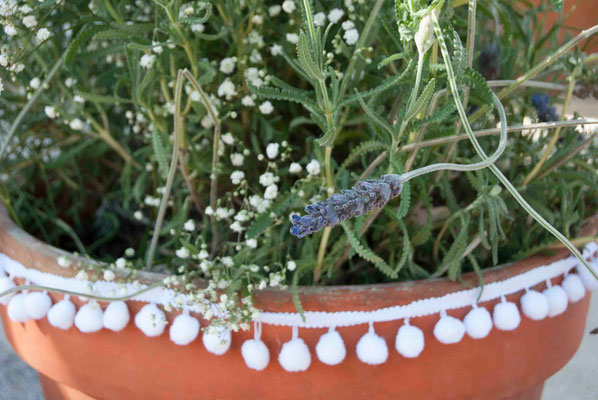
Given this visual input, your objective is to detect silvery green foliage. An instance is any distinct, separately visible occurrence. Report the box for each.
[291,175,403,237]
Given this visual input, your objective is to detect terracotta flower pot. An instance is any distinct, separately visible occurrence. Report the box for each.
[0,204,597,400]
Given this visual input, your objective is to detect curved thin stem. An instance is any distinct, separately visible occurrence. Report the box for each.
[0,282,164,303]
[146,69,185,269]
[402,93,507,182]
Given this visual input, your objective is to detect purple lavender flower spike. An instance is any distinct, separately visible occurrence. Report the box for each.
[290,174,404,238]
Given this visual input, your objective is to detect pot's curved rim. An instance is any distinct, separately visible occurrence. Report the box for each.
[0,203,596,300]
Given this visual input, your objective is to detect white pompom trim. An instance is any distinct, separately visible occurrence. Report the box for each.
[492,296,521,331]
[278,326,311,372]
[433,310,465,344]
[463,304,493,339]
[74,301,104,333]
[24,291,52,320]
[103,301,130,332]
[169,311,200,346]
[356,323,388,365]
[135,303,168,337]
[202,326,232,355]
[315,327,346,366]
[395,318,424,358]
[241,322,270,371]
[47,296,76,330]
[561,273,585,303]
[520,289,549,321]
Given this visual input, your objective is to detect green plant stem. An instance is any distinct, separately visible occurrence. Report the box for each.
[0,49,67,162]
[469,24,598,123]
[0,282,164,303]
[522,66,578,186]
[146,69,185,270]
[431,13,598,280]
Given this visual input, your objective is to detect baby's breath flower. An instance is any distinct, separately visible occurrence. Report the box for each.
[259,172,275,187]
[191,23,205,33]
[115,257,127,269]
[270,44,283,56]
[289,162,302,174]
[287,261,297,271]
[230,170,245,185]
[266,142,280,159]
[219,57,236,74]
[4,25,17,36]
[57,256,72,268]
[251,14,263,25]
[221,132,234,145]
[29,77,41,89]
[69,118,84,131]
[246,239,257,248]
[282,0,296,13]
[103,269,116,281]
[184,219,196,231]
[259,101,274,115]
[241,95,255,107]
[328,8,344,24]
[22,15,37,28]
[139,54,156,69]
[217,78,237,100]
[285,33,299,44]
[176,247,190,259]
[36,28,51,41]
[314,12,326,27]
[205,206,214,215]
[306,159,321,176]
[342,20,354,30]
[268,5,282,17]
[230,152,244,166]
[344,29,359,45]
[264,184,278,200]
[230,220,245,233]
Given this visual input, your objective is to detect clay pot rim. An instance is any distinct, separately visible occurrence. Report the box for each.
[1,204,597,297]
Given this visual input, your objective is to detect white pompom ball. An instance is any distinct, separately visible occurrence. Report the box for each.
[395,324,424,358]
[24,291,52,320]
[242,339,270,371]
[103,301,130,332]
[576,261,598,291]
[169,313,200,345]
[0,276,16,305]
[74,302,104,333]
[520,290,549,321]
[7,293,28,322]
[543,285,568,317]
[315,330,346,365]
[134,304,167,337]
[562,274,586,303]
[433,314,465,344]
[493,301,521,331]
[278,338,311,372]
[464,307,493,339]
[356,329,388,365]
[202,327,231,355]
[47,299,76,330]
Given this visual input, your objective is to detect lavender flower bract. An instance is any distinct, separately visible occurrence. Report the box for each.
[290,174,403,238]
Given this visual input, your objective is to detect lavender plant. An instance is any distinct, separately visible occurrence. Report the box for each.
[1,0,597,328]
